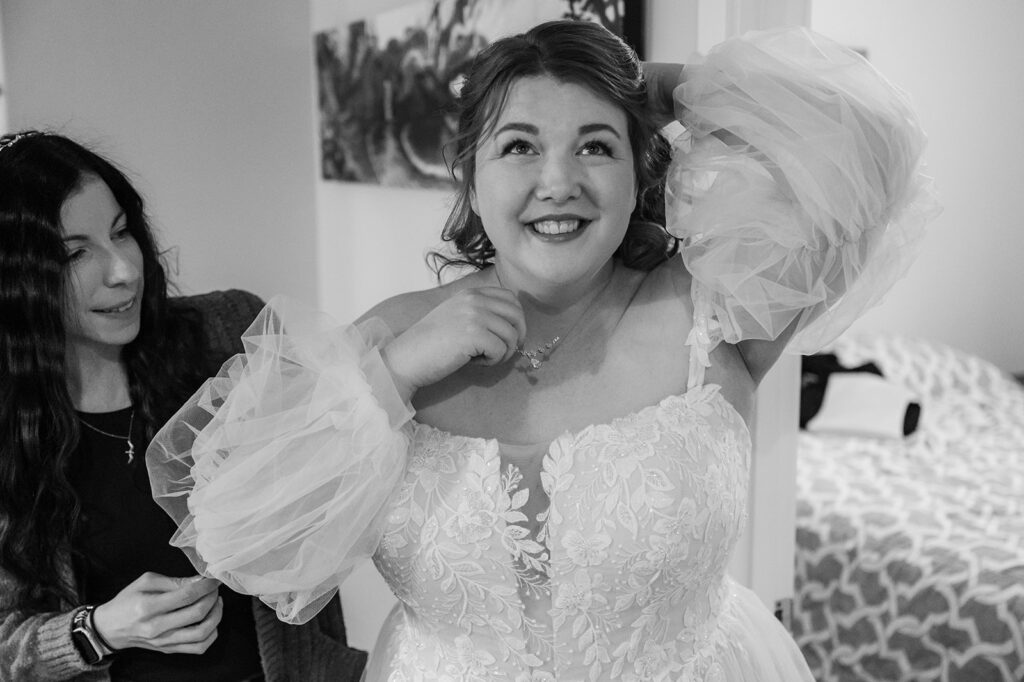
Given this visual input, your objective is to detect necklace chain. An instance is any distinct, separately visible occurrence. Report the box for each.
[78,410,135,463]
[493,263,616,370]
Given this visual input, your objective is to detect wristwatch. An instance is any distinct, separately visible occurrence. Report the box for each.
[70,605,115,665]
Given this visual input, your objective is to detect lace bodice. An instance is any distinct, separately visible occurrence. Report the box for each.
[370,384,750,680]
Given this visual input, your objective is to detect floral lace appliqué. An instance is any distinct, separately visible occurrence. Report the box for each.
[373,385,751,681]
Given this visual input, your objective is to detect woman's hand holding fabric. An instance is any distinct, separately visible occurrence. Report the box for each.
[383,287,526,401]
[92,573,222,655]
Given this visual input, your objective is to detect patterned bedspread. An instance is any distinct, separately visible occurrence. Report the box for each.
[793,335,1024,682]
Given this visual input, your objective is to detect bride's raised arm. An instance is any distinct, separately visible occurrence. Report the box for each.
[649,28,938,383]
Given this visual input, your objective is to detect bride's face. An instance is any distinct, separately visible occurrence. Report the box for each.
[470,75,637,290]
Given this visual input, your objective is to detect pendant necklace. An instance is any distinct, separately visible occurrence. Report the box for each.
[494,263,616,370]
[79,410,136,463]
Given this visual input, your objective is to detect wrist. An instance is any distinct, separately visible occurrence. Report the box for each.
[381,341,417,405]
[90,606,118,651]
[90,602,123,651]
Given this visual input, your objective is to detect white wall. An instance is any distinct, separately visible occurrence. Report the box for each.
[0,0,320,304]
[0,3,8,134]
[812,0,1024,373]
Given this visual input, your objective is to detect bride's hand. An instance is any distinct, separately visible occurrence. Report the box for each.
[382,287,526,400]
[642,61,686,128]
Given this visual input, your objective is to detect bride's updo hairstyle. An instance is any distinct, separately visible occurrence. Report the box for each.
[434,19,673,275]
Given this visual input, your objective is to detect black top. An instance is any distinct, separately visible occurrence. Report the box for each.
[69,407,263,681]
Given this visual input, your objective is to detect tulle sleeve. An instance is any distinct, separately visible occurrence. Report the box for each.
[666,27,939,357]
[146,297,414,624]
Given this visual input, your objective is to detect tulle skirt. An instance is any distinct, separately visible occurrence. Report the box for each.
[361,577,813,682]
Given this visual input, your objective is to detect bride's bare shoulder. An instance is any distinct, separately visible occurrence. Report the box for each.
[356,273,479,336]
[634,252,692,307]
[356,288,442,336]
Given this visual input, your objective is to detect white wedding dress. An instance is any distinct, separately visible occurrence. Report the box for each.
[147,28,936,681]
[362,379,807,681]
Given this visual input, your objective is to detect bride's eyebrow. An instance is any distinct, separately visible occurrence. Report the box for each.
[493,122,622,138]
[579,123,621,138]
[494,122,538,136]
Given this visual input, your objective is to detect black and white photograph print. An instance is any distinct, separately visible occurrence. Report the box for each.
[313,0,640,188]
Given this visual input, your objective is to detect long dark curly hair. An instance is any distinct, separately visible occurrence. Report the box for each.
[432,19,675,275]
[0,132,204,609]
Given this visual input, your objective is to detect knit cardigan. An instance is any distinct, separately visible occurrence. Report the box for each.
[0,290,367,681]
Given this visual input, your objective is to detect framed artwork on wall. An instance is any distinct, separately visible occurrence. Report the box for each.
[314,0,641,188]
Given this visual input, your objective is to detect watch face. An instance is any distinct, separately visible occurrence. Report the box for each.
[71,607,105,664]
[72,631,102,664]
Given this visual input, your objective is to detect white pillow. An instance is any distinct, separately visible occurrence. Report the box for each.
[805,372,916,439]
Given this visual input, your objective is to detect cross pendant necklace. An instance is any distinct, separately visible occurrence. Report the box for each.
[78,410,136,463]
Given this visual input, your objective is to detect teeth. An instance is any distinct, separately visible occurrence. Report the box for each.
[533,219,581,235]
[98,299,133,313]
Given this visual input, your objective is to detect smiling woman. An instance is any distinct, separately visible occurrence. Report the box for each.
[60,176,145,368]
[0,132,365,681]
[469,77,637,301]
[146,18,936,682]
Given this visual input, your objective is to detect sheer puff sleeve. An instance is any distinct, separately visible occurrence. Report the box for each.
[667,27,939,356]
[146,297,413,624]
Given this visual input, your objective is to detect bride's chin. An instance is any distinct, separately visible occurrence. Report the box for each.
[497,251,614,289]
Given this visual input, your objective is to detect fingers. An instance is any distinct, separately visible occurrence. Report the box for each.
[151,595,223,654]
[130,571,196,591]
[147,584,221,639]
[96,573,227,655]
[149,575,220,612]
[386,286,527,389]
[468,315,523,366]
[457,286,525,353]
[641,61,684,126]
[131,572,217,597]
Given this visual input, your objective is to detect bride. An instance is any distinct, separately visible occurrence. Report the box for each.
[148,19,933,681]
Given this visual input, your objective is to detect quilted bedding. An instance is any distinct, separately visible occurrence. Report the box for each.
[793,335,1024,682]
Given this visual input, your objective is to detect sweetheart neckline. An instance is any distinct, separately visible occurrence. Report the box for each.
[409,382,750,451]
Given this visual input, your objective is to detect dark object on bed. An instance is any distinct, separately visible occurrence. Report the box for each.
[793,335,1024,682]
[801,353,921,435]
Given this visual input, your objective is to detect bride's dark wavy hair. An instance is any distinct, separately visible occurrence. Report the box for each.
[0,132,204,608]
[431,19,674,275]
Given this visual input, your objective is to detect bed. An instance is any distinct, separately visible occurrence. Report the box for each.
[792,334,1024,682]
